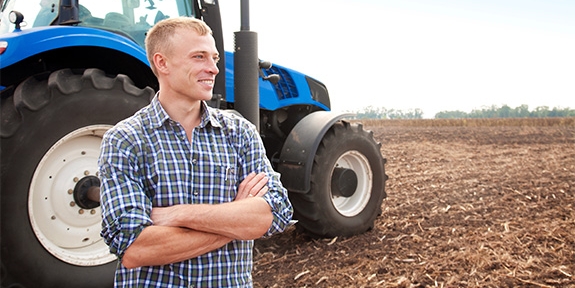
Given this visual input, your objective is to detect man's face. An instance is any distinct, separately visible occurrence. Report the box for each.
[162,28,220,102]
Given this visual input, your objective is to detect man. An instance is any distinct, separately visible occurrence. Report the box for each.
[98,17,293,287]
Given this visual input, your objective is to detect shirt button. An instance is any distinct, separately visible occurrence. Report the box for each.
[192,158,197,165]
[193,191,199,196]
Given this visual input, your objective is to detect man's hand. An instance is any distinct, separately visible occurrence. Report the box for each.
[235,172,269,200]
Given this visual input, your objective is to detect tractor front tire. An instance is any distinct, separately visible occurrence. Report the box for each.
[0,68,153,287]
[290,121,387,238]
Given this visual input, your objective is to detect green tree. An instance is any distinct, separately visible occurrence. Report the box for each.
[436,104,575,118]
[349,106,423,119]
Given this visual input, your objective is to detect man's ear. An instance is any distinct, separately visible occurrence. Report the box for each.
[153,53,169,74]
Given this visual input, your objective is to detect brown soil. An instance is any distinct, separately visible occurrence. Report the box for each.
[253,120,575,288]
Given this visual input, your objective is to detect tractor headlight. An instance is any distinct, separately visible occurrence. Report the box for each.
[306,76,331,110]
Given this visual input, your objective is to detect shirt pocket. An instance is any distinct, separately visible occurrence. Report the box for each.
[210,163,238,203]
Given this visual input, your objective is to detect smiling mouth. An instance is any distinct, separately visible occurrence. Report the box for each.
[199,80,214,86]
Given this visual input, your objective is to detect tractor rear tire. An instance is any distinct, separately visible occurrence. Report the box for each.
[0,68,154,287]
[289,121,387,238]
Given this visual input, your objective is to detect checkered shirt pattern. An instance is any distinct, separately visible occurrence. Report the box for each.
[98,95,293,287]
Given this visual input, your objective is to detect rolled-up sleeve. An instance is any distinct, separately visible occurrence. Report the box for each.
[98,127,153,258]
[262,171,293,236]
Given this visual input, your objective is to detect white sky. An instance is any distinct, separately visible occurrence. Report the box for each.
[219,0,575,118]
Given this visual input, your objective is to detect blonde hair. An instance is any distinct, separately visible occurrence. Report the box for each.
[145,17,213,76]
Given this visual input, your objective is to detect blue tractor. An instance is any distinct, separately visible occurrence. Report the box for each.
[0,0,387,286]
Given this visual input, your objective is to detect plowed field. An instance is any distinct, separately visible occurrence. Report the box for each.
[253,118,575,288]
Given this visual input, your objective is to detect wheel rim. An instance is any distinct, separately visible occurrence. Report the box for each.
[330,150,373,217]
[28,125,116,266]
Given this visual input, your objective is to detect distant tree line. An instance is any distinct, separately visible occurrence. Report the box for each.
[348,104,575,119]
[435,105,575,119]
[350,106,424,119]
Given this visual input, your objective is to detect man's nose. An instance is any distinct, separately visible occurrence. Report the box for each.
[209,59,219,75]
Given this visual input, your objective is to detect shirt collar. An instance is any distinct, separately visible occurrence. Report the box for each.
[147,93,223,129]
[201,101,224,129]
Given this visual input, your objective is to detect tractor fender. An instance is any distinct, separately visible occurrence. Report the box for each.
[0,26,148,69]
[278,111,353,193]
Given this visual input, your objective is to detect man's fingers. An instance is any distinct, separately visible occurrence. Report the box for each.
[248,185,268,197]
[237,172,269,200]
[238,172,258,193]
[255,185,269,197]
[249,174,268,195]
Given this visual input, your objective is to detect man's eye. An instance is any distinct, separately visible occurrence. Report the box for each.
[193,55,204,59]
[213,57,220,63]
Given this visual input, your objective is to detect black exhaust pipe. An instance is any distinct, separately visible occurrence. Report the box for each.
[234,0,260,131]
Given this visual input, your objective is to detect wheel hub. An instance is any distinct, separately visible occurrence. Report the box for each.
[73,176,101,209]
[331,167,358,197]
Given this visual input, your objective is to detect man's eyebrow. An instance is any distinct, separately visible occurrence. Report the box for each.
[190,50,220,57]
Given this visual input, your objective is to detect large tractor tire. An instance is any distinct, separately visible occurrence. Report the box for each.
[0,68,154,287]
[289,121,387,238]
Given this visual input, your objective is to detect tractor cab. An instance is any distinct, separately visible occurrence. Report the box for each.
[1,0,194,47]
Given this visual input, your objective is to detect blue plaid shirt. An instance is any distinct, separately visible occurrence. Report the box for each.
[99,95,293,287]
